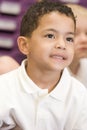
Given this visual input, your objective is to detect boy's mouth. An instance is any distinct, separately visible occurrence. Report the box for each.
[50,54,67,60]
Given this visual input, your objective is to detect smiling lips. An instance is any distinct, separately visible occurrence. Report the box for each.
[50,54,67,60]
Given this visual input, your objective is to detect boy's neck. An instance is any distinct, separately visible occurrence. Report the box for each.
[26,65,62,93]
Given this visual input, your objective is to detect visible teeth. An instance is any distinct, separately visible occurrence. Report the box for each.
[53,56,63,59]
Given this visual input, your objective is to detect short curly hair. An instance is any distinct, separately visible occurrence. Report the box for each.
[20,0,76,37]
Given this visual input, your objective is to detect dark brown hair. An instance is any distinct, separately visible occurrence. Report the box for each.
[20,0,76,37]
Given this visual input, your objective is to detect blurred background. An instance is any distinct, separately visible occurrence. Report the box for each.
[0,0,87,64]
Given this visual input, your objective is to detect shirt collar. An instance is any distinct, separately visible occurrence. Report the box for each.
[50,68,71,102]
[19,59,71,102]
[18,59,42,94]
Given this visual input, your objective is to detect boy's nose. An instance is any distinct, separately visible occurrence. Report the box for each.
[55,38,66,49]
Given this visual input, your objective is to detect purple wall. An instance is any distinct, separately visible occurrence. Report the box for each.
[0,0,35,64]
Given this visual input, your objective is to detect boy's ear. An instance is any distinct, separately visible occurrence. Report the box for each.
[17,36,30,55]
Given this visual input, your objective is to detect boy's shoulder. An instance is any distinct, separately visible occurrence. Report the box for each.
[69,71,87,98]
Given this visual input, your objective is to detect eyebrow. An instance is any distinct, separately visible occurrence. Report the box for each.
[44,28,75,35]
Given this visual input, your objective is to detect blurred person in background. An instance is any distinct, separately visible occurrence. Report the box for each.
[0,56,19,74]
[67,3,87,87]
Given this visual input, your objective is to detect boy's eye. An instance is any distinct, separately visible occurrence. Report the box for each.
[66,37,74,43]
[45,34,55,39]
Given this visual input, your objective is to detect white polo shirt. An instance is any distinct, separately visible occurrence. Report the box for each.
[0,59,87,130]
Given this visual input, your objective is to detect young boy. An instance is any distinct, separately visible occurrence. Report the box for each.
[0,1,87,130]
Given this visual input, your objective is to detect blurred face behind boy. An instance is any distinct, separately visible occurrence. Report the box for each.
[18,12,75,73]
[75,14,87,60]
[66,4,87,62]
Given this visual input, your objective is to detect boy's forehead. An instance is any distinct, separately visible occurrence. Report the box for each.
[39,11,73,23]
[39,11,65,20]
[36,12,75,33]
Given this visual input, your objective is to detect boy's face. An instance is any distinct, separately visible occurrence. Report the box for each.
[74,15,87,60]
[21,12,75,72]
